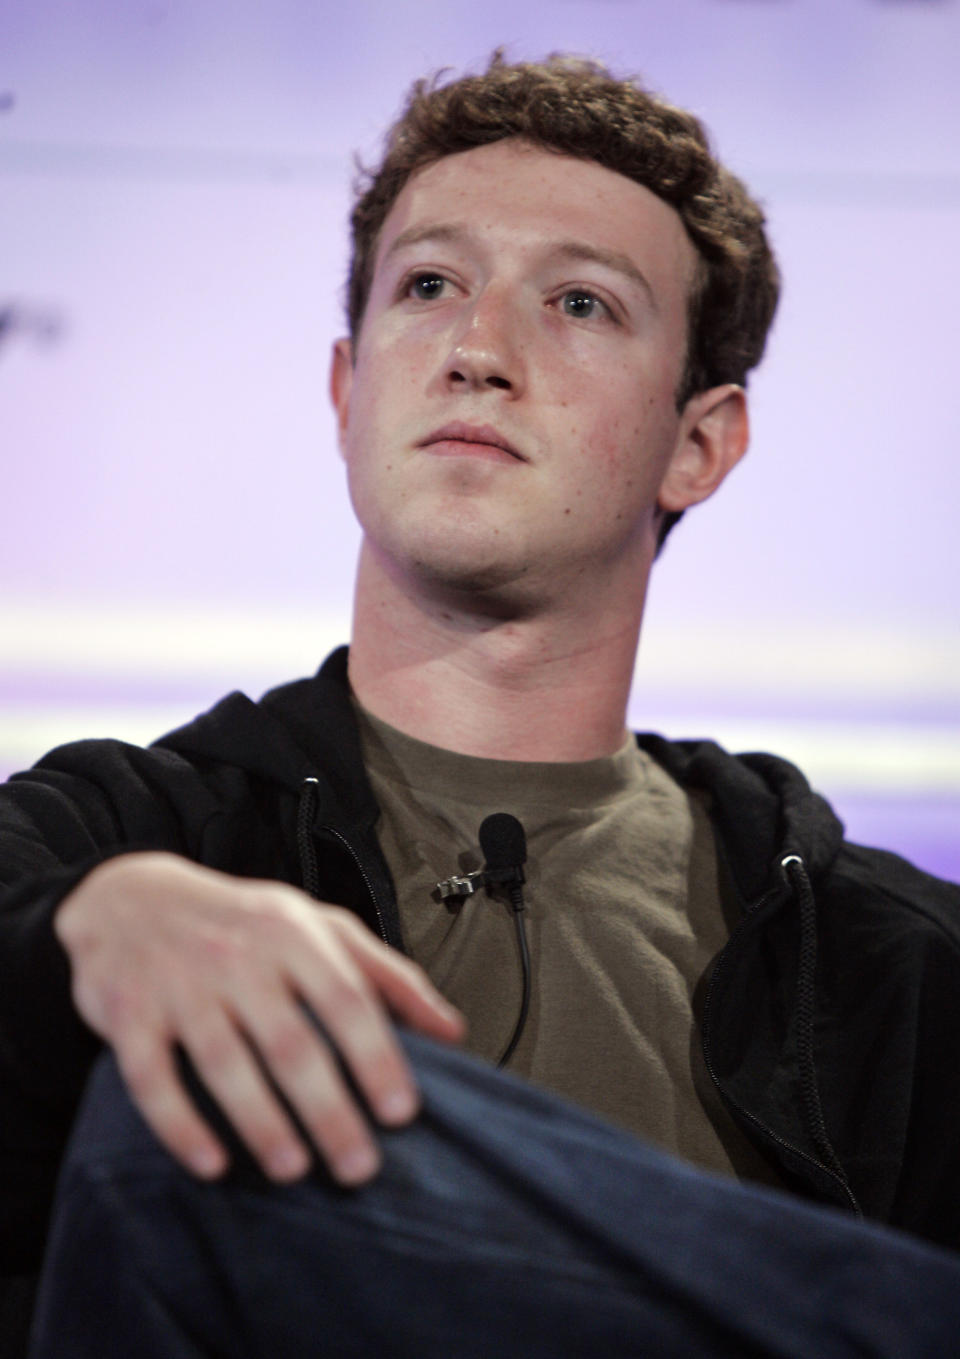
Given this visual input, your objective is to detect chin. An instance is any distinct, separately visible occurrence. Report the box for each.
[369,501,518,580]
[383,534,537,614]
[409,547,530,597]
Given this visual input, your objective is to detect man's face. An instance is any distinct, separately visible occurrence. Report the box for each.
[332,138,702,606]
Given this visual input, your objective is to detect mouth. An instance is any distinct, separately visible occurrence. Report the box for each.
[418,422,525,463]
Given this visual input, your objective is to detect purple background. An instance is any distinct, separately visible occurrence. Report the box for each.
[1,0,958,880]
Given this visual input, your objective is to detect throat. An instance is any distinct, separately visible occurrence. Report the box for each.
[348,537,646,761]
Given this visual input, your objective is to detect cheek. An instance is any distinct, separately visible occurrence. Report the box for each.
[343,348,415,454]
[561,381,677,506]
[558,366,646,455]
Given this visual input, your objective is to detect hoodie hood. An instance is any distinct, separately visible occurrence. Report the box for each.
[637,733,845,909]
[155,648,380,834]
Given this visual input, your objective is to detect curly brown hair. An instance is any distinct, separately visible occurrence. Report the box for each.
[346,51,781,543]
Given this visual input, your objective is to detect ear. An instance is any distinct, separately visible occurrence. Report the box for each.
[329,337,354,454]
[657,384,749,514]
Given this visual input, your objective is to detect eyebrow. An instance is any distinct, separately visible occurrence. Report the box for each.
[382,223,467,261]
[382,224,657,309]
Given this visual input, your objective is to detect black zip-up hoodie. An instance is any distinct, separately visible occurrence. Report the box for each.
[3,647,960,1285]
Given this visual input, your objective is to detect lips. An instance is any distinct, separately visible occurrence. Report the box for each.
[418,422,525,462]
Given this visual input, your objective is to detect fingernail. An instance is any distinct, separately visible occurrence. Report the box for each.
[267,1145,310,1181]
[441,1001,466,1029]
[335,1145,380,1185]
[189,1147,225,1178]
[378,1087,417,1123]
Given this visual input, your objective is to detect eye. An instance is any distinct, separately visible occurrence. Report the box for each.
[559,289,611,321]
[406,272,450,301]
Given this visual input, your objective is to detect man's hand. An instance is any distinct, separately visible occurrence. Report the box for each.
[54,852,464,1186]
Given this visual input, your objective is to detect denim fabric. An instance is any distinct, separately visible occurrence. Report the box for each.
[30,1031,960,1358]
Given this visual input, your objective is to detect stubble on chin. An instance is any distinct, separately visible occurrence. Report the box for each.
[392,523,535,600]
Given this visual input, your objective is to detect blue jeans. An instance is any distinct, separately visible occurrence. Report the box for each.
[30,1031,960,1357]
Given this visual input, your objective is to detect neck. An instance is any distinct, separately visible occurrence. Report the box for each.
[347,543,653,762]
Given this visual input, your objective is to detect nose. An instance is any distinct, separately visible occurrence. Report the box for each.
[443,289,525,397]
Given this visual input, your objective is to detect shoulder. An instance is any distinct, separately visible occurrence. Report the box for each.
[823,838,960,953]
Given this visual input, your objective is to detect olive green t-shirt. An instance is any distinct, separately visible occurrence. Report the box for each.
[356,704,782,1187]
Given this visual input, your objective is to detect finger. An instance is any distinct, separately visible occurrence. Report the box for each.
[114,1030,229,1180]
[289,931,429,1130]
[177,1005,314,1183]
[330,912,466,1039]
[239,985,383,1186]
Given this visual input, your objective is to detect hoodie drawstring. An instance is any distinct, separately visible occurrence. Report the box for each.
[297,777,321,900]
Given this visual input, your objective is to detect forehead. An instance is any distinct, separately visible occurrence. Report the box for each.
[373,139,698,299]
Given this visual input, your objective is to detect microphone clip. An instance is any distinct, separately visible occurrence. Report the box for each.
[436,870,484,901]
[434,861,525,900]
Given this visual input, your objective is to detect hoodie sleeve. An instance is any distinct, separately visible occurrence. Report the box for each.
[0,737,216,1275]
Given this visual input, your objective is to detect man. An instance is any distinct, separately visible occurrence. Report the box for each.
[3,52,960,1356]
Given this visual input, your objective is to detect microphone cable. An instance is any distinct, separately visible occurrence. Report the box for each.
[478,813,531,1068]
